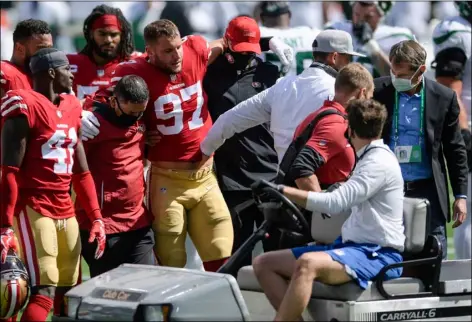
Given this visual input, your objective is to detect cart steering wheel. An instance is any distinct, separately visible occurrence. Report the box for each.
[252,185,311,237]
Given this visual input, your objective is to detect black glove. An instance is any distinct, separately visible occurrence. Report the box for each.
[251,179,284,196]
[352,22,374,45]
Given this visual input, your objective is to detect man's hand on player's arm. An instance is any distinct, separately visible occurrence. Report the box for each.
[72,138,106,259]
[0,116,28,263]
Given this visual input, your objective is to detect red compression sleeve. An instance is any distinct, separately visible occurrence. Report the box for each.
[72,171,102,221]
[0,166,19,227]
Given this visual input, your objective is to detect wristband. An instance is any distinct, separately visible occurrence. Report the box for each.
[0,166,20,227]
[72,171,102,221]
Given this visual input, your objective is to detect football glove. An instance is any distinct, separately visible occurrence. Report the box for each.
[89,219,106,260]
[1,227,19,264]
[269,37,294,72]
[81,110,100,141]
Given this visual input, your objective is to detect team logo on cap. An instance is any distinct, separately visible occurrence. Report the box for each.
[243,31,256,38]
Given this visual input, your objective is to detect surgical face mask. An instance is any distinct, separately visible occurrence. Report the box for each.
[390,66,423,92]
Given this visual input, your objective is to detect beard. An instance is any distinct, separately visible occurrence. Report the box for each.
[91,40,118,60]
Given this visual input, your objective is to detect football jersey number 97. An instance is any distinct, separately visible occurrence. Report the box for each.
[154,81,205,135]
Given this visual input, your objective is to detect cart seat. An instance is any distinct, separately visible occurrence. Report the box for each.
[237,197,430,302]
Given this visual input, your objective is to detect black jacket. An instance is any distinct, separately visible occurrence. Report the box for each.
[374,76,468,220]
[203,55,279,192]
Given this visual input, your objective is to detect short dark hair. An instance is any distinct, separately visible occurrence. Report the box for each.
[312,51,330,62]
[389,40,427,71]
[81,4,135,60]
[13,19,51,43]
[144,19,180,44]
[347,99,387,139]
[335,63,373,94]
[113,75,149,103]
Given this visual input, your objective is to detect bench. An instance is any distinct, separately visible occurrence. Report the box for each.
[237,197,444,301]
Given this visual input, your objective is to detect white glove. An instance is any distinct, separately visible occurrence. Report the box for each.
[81,110,100,141]
[268,37,294,71]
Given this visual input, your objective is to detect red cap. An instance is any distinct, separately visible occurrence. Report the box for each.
[224,16,261,54]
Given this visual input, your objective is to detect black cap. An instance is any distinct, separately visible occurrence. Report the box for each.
[259,1,291,17]
[29,48,69,74]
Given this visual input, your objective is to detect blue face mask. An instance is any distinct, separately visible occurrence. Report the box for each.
[390,65,424,92]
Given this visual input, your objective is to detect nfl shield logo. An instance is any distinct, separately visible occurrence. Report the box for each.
[252,82,261,88]
[57,111,62,118]
[97,69,105,77]
[170,74,177,82]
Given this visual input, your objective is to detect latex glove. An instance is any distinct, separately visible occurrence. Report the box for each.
[89,219,106,259]
[1,227,19,263]
[269,37,294,71]
[81,110,100,141]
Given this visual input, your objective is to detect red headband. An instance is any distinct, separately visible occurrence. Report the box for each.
[92,14,121,31]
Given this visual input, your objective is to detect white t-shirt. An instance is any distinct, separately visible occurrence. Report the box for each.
[326,21,415,77]
[259,26,320,76]
[201,65,335,163]
[306,139,405,251]
[433,15,471,125]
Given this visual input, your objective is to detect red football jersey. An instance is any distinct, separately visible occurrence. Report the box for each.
[0,61,32,92]
[1,89,82,219]
[0,61,32,155]
[68,51,144,100]
[77,107,152,234]
[293,101,355,186]
[109,35,212,162]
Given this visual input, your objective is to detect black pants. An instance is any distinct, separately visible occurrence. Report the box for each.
[223,191,280,269]
[404,180,447,259]
[81,226,156,278]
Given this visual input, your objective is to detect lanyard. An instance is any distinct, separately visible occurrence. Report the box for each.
[393,86,425,145]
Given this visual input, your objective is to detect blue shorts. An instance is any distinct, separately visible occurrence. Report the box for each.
[292,236,403,289]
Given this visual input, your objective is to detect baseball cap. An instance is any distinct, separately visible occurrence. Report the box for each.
[259,1,291,17]
[29,48,70,74]
[312,30,366,57]
[225,16,261,54]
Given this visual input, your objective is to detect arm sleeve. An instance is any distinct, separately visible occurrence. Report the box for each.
[200,87,273,156]
[442,92,468,196]
[288,145,325,180]
[305,158,387,214]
